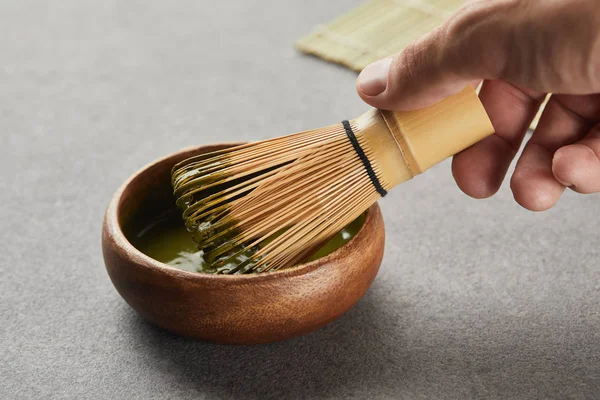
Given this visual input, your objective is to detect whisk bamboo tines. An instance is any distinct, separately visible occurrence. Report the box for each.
[171,86,494,274]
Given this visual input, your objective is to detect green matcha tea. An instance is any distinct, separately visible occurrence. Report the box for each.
[130,209,365,273]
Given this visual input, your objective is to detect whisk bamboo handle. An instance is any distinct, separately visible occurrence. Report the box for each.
[354,86,494,191]
[381,86,494,175]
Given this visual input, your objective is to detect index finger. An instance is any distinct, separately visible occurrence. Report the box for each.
[452,80,545,198]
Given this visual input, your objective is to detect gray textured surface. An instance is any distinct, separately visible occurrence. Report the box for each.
[1,1,599,399]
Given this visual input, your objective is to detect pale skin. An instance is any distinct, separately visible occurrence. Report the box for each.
[356,0,600,211]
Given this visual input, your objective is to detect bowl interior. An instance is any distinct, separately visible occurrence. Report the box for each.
[119,154,189,244]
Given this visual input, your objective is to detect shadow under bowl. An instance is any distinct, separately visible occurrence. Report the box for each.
[101,143,386,345]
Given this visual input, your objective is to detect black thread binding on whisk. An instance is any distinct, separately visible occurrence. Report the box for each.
[342,120,387,197]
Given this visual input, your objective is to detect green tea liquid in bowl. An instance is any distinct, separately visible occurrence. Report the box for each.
[130,209,366,273]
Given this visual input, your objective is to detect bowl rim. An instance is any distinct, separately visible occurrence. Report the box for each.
[103,143,380,283]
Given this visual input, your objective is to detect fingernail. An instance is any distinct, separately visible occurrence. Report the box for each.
[358,58,392,96]
[551,151,574,187]
[553,169,573,187]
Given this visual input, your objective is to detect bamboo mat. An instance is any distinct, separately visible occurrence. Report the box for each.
[296,0,545,129]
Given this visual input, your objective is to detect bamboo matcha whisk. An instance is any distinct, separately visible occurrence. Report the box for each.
[171,86,494,274]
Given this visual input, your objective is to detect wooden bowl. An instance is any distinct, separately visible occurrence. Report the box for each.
[102,144,385,345]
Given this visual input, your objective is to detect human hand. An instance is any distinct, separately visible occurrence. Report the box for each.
[356,0,600,211]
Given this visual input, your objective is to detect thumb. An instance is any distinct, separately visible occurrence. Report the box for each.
[356,1,516,111]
